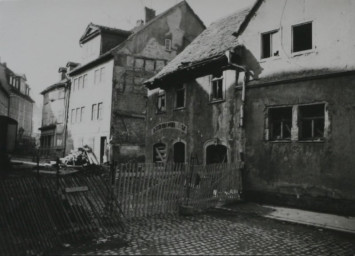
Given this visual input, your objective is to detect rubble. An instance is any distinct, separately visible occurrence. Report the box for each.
[60,145,99,166]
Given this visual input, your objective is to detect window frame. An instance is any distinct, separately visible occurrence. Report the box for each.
[165,39,172,51]
[298,103,325,141]
[91,104,97,120]
[175,84,185,110]
[97,102,103,120]
[268,106,293,141]
[210,71,225,102]
[156,89,166,114]
[292,21,313,54]
[261,29,279,59]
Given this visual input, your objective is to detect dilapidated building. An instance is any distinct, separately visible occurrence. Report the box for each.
[145,0,355,215]
[66,1,205,163]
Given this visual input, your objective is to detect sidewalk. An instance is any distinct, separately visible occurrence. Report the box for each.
[220,202,355,234]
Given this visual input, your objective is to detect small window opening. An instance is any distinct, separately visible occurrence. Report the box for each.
[261,30,279,59]
[299,104,325,140]
[211,71,224,101]
[293,22,312,52]
[269,107,292,140]
[175,84,185,109]
[157,90,166,113]
[165,39,172,51]
[153,143,167,163]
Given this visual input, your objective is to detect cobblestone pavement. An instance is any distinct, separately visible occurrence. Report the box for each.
[54,211,355,255]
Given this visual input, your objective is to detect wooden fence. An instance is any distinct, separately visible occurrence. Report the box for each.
[113,162,242,218]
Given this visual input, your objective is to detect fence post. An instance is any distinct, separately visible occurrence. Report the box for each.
[36,150,40,180]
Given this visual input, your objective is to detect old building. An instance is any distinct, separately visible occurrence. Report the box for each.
[66,1,205,163]
[0,61,34,149]
[39,63,78,157]
[145,0,355,214]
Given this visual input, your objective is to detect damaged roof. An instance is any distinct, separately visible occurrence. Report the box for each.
[40,78,69,95]
[145,0,262,88]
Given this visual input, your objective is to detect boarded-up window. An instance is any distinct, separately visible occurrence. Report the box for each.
[153,143,166,163]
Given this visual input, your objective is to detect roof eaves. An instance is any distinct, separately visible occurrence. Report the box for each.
[68,52,113,76]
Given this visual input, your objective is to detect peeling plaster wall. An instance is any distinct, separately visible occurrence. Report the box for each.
[110,4,205,163]
[238,0,355,82]
[244,74,355,215]
[145,70,240,164]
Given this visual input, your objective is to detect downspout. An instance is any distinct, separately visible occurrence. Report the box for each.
[62,80,71,157]
[225,50,249,193]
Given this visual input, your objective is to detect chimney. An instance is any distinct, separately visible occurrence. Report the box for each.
[66,62,80,71]
[145,7,156,23]
[58,67,67,80]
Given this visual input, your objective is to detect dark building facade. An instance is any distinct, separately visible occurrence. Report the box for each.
[145,0,355,215]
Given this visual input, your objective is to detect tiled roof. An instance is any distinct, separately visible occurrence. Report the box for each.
[79,23,132,44]
[145,0,262,87]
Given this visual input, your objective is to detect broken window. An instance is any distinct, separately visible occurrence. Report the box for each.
[299,104,325,140]
[261,30,279,59]
[157,90,166,113]
[153,143,167,163]
[91,104,97,120]
[292,22,312,53]
[165,39,172,51]
[269,107,292,140]
[97,102,103,120]
[175,84,185,109]
[211,71,224,101]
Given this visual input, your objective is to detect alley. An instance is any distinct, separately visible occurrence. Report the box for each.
[54,211,355,255]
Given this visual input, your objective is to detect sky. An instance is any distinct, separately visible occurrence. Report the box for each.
[0,0,254,106]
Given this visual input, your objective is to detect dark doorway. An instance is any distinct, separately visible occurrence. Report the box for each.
[173,142,185,163]
[100,136,107,163]
[206,144,227,164]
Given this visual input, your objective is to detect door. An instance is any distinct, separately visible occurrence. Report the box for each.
[100,136,107,163]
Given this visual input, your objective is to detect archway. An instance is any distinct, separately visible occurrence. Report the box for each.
[173,141,185,163]
[205,144,228,164]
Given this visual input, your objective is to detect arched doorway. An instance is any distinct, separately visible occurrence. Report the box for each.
[153,143,166,163]
[205,144,228,164]
[173,142,185,163]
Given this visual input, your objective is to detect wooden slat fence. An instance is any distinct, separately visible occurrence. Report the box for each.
[0,174,125,256]
[113,162,242,219]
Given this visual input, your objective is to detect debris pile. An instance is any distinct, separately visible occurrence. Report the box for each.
[61,145,99,166]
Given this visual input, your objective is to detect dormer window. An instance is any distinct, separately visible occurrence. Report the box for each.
[165,39,172,51]
[261,30,279,59]
[292,22,312,53]
[210,71,224,101]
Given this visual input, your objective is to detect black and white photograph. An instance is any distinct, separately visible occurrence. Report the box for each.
[0,0,355,255]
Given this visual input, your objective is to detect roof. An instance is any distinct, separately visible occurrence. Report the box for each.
[145,0,262,88]
[70,1,205,77]
[40,78,69,95]
[79,23,132,44]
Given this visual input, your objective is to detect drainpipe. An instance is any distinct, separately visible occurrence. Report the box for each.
[225,50,249,194]
[62,80,71,157]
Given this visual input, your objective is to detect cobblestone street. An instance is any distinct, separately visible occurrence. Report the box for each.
[54,210,355,255]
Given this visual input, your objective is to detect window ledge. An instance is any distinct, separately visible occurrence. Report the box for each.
[298,139,325,143]
[291,49,316,57]
[259,56,281,63]
[267,140,291,143]
[174,107,186,111]
[155,111,166,115]
[209,99,225,105]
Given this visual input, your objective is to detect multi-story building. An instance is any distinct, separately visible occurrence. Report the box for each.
[0,61,34,145]
[145,0,355,215]
[39,63,78,157]
[66,1,205,163]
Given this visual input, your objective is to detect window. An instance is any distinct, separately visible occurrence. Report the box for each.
[153,143,167,163]
[261,30,279,59]
[157,90,166,113]
[211,71,224,101]
[94,69,99,84]
[80,107,85,122]
[299,104,325,140]
[91,104,97,120]
[269,107,292,140]
[56,135,62,147]
[73,78,78,91]
[165,39,172,51]
[100,67,105,83]
[83,74,87,88]
[292,22,312,53]
[75,108,80,123]
[71,109,75,123]
[97,102,103,120]
[175,84,185,109]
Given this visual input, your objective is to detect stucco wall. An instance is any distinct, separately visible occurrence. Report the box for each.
[238,0,355,82]
[9,94,33,137]
[0,90,9,116]
[66,59,113,161]
[146,69,240,164]
[244,74,355,214]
